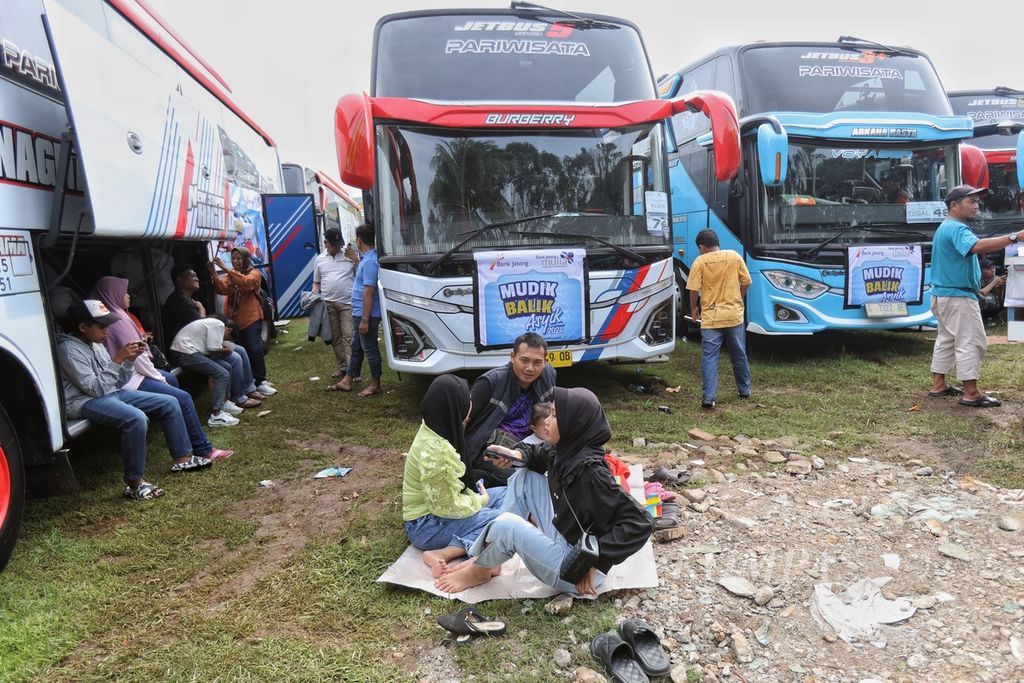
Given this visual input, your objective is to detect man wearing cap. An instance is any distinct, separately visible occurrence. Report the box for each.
[928,185,1020,407]
[314,228,359,388]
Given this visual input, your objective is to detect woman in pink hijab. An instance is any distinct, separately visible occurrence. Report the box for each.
[90,276,232,461]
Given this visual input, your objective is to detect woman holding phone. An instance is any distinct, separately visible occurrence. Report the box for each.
[402,375,507,577]
[435,387,653,595]
[90,277,232,461]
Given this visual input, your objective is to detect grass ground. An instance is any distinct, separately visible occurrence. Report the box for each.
[1,322,1021,681]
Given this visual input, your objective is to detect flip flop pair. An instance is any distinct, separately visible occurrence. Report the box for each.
[591,619,672,682]
[436,607,506,644]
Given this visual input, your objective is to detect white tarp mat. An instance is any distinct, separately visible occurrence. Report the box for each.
[377,465,658,603]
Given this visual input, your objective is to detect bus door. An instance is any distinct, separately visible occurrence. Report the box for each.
[260,194,317,319]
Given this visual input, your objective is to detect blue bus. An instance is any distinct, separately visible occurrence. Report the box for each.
[660,39,979,335]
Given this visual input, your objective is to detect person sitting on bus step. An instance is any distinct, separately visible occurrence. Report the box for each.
[464,332,556,488]
[208,247,277,397]
[163,264,268,409]
[169,315,261,427]
[686,228,753,409]
[928,185,1021,407]
[403,375,507,578]
[332,223,383,397]
[91,276,232,460]
[56,300,213,501]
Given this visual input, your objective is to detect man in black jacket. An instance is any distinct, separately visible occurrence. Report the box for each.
[465,332,556,487]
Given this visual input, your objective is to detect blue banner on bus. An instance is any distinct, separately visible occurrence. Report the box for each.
[844,244,924,308]
[473,248,588,349]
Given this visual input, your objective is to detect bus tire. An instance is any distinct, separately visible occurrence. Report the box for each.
[0,404,26,571]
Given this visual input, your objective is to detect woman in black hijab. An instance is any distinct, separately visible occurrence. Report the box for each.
[402,375,507,578]
[436,386,653,595]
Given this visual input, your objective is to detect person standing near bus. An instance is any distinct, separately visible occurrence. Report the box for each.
[686,228,752,409]
[928,185,1020,407]
[334,224,383,397]
[315,228,360,388]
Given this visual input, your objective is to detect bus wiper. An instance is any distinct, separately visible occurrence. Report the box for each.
[837,35,915,57]
[801,225,929,260]
[509,1,619,29]
[426,212,558,273]
[510,230,644,263]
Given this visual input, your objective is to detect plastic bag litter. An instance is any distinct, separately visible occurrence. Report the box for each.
[810,576,915,647]
[314,467,352,479]
[869,492,978,522]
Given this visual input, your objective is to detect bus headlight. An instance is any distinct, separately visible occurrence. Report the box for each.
[762,270,828,300]
[383,288,464,314]
[640,301,673,346]
[388,315,435,361]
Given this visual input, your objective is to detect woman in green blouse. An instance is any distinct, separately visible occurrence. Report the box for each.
[403,375,507,577]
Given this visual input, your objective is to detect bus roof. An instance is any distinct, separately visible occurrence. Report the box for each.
[106,0,276,147]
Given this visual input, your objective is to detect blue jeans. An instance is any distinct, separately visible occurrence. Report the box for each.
[224,343,258,395]
[139,370,213,457]
[403,487,507,552]
[80,389,192,482]
[469,469,606,595]
[171,350,250,411]
[347,316,382,379]
[700,323,751,403]
[237,321,267,384]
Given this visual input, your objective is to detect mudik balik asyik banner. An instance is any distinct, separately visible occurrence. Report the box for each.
[844,244,924,308]
[473,248,587,349]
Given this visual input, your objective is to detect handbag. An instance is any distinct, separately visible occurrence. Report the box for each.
[147,342,171,370]
[558,486,600,584]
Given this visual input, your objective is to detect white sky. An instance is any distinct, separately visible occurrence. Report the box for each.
[147,0,1024,189]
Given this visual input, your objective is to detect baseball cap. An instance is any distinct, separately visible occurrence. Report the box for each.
[944,184,987,206]
[66,299,121,326]
[324,228,343,246]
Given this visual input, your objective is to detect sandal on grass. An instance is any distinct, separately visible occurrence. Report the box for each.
[124,481,164,500]
[436,607,506,638]
[170,455,213,473]
[958,395,1001,408]
[617,619,672,677]
[928,385,964,398]
[590,632,649,683]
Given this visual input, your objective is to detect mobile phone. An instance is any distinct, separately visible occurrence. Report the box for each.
[484,446,527,466]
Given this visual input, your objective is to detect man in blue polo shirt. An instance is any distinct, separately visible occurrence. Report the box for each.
[929,185,1020,407]
[335,224,383,397]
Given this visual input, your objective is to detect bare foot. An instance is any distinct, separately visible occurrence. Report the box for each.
[422,550,455,579]
[435,561,496,593]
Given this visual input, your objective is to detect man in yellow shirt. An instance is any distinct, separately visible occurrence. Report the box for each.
[686,229,752,409]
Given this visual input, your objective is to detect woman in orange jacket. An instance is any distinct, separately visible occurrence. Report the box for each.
[209,247,276,396]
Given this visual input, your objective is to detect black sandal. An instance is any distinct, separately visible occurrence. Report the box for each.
[590,632,649,683]
[618,619,672,677]
[436,608,506,639]
[958,395,1001,408]
[928,385,964,398]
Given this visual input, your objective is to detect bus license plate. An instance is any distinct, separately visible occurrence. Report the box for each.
[546,350,573,368]
[864,302,908,318]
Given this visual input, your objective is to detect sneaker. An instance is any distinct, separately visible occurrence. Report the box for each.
[207,448,234,461]
[701,400,716,410]
[255,381,277,396]
[222,400,244,415]
[208,411,240,427]
[170,455,213,473]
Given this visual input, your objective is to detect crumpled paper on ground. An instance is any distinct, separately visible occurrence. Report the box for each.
[810,576,916,647]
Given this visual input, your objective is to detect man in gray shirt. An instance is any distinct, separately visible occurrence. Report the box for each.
[314,228,359,384]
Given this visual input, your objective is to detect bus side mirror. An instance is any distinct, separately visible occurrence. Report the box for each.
[1017,132,1024,186]
[658,74,681,99]
[672,90,740,182]
[334,92,375,190]
[960,144,989,190]
[756,123,788,187]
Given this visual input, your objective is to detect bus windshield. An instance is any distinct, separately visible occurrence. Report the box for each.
[739,46,951,115]
[376,123,668,257]
[948,92,1024,149]
[758,141,956,248]
[374,13,654,102]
